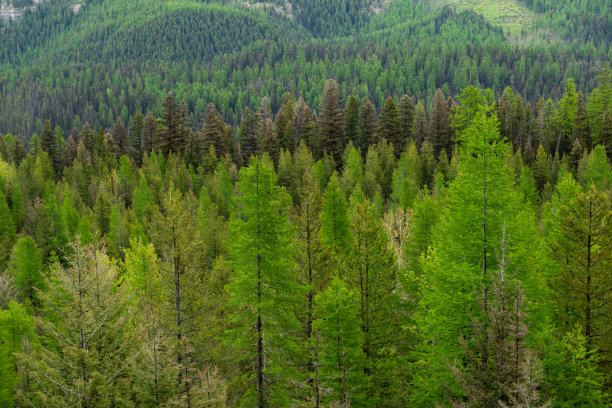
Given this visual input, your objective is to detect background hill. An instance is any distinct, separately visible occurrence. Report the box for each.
[0,0,609,135]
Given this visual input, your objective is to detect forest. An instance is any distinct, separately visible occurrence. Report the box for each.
[1,0,612,407]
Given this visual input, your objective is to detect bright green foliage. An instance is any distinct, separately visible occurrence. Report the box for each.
[532,144,550,195]
[8,236,43,303]
[415,108,539,405]
[536,327,608,407]
[108,205,128,257]
[391,142,421,208]
[197,187,228,269]
[587,65,612,144]
[403,188,441,276]
[61,186,80,239]
[21,240,134,408]
[0,301,35,407]
[578,145,612,190]
[132,173,154,222]
[36,182,68,263]
[345,198,398,403]
[321,174,351,251]
[518,165,539,207]
[227,157,301,408]
[451,85,494,138]
[312,277,367,407]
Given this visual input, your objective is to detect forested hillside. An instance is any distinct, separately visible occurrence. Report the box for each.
[1,0,612,406]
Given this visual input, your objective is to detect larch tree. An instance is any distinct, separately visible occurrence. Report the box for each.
[0,189,16,270]
[148,183,207,406]
[226,157,301,408]
[294,173,332,405]
[548,186,612,361]
[21,239,134,408]
[318,79,345,166]
[8,235,44,304]
[321,174,351,251]
[312,277,367,407]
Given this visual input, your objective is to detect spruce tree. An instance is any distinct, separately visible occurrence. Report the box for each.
[318,79,345,166]
[412,100,428,148]
[142,111,157,155]
[129,110,145,164]
[159,92,188,156]
[112,116,129,157]
[532,144,551,196]
[0,189,15,270]
[227,157,301,407]
[40,119,61,176]
[239,107,261,164]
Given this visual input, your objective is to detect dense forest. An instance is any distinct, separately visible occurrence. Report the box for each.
[1,0,612,407]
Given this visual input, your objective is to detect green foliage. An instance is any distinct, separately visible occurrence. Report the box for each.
[321,174,351,250]
[8,236,44,303]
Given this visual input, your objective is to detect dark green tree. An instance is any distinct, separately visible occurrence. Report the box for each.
[318,79,345,166]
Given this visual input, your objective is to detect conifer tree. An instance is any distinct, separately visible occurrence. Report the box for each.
[295,97,315,152]
[412,100,428,148]
[321,174,351,251]
[21,239,134,407]
[359,97,378,153]
[159,92,189,156]
[379,97,402,157]
[398,95,415,145]
[148,184,207,405]
[142,111,157,156]
[0,189,15,270]
[312,277,367,407]
[319,79,345,166]
[294,173,332,404]
[227,157,301,408]
[201,103,227,158]
[555,78,578,155]
[586,65,611,144]
[113,116,129,157]
[8,236,43,304]
[239,107,261,164]
[40,119,61,176]
[275,92,296,153]
[549,186,612,359]
[428,88,452,158]
[601,108,612,159]
[344,95,360,148]
[532,144,550,196]
[129,110,145,164]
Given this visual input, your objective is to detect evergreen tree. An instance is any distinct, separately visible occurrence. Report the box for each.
[398,95,415,145]
[601,108,612,159]
[129,110,145,164]
[159,92,188,156]
[227,157,301,407]
[555,78,578,155]
[239,107,261,164]
[318,79,345,166]
[532,144,551,196]
[412,100,428,148]
[112,116,129,158]
[428,88,452,157]
[344,95,360,148]
[201,103,227,158]
[586,64,612,144]
[379,97,402,157]
[312,277,367,407]
[40,119,61,176]
[359,97,378,153]
[142,111,157,155]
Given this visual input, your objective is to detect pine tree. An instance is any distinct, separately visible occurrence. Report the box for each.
[319,79,345,166]
[295,97,315,153]
[275,92,296,153]
[345,95,360,148]
[8,236,43,304]
[201,103,227,158]
[359,97,378,153]
[312,277,367,407]
[21,239,134,407]
[428,88,452,157]
[548,186,612,360]
[412,100,428,148]
[586,64,612,144]
[142,111,158,155]
[227,157,301,408]
[379,97,402,157]
[321,174,351,251]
